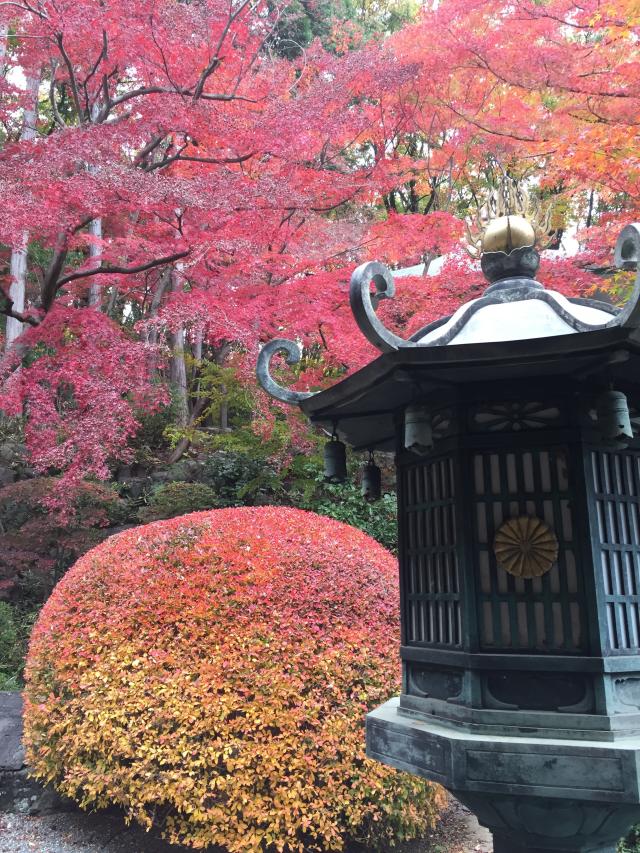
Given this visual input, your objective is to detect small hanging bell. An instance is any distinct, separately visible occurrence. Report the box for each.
[361,451,382,502]
[596,389,633,444]
[324,431,347,482]
[404,404,433,455]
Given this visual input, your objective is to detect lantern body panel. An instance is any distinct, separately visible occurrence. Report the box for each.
[390,385,640,732]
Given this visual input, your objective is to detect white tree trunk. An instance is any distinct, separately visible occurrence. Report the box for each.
[0,24,8,65]
[169,263,190,426]
[5,73,40,349]
[86,97,104,309]
[169,324,190,426]
[6,240,28,346]
[192,327,203,363]
[87,215,102,307]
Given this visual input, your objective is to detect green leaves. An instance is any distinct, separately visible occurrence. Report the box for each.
[138,482,219,522]
[0,602,38,689]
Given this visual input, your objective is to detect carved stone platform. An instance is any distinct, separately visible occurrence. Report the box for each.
[367,699,640,852]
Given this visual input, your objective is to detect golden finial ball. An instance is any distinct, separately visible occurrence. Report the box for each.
[481,215,536,254]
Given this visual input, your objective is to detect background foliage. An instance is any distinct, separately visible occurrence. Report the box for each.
[0,0,638,494]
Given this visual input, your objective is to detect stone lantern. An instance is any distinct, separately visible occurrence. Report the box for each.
[257,217,640,853]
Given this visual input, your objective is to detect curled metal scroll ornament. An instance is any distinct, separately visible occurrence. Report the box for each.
[256,339,316,405]
[349,261,417,353]
[611,223,640,329]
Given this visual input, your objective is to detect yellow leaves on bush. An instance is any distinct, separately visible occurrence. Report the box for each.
[24,507,443,851]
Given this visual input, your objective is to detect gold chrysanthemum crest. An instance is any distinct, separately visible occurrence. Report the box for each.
[493,516,559,579]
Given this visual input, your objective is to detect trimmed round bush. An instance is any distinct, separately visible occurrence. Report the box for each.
[24,507,443,851]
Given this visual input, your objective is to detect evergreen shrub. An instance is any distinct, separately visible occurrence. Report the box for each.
[24,507,443,851]
[199,449,279,506]
[0,602,38,689]
[0,602,21,688]
[300,480,397,553]
[137,481,218,522]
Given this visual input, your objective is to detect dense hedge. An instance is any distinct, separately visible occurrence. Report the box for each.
[24,507,442,851]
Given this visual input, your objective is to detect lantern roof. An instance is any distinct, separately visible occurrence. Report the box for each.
[257,221,640,450]
[411,281,615,347]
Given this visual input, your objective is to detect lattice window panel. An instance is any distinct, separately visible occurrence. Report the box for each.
[591,450,640,653]
[401,457,461,648]
[473,448,584,653]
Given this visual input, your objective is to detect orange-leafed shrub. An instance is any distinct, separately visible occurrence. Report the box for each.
[24,507,443,852]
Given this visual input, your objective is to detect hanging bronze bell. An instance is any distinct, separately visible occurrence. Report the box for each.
[596,389,633,443]
[324,435,347,482]
[361,455,381,502]
[404,404,433,455]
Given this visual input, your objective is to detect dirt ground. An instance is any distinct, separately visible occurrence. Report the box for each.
[396,797,493,853]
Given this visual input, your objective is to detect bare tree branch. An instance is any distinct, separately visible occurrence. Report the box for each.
[56,249,190,287]
[0,0,47,17]
[191,0,253,102]
[41,245,69,312]
[132,132,167,165]
[145,149,255,172]
[82,30,108,117]
[55,33,84,122]
[83,29,108,91]
[48,60,66,128]
[0,286,40,326]
[39,218,98,311]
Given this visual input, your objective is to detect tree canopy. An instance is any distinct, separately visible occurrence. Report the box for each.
[0,0,638,497]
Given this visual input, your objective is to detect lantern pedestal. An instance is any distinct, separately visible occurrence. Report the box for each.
[367,700,640,853]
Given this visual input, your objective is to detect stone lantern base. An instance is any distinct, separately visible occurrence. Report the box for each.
[367,700,640,853]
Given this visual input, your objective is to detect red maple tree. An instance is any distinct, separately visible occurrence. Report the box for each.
[0,0,637,489]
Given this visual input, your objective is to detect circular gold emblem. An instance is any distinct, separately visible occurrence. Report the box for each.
[493,516,558,578]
